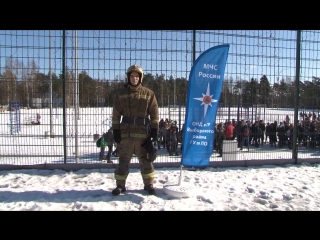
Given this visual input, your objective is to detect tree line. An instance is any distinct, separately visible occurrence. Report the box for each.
[1,58,320,109]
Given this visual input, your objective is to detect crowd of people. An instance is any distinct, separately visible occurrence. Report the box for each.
[99,113,320,162]
[157,118,181,155]
[213,113,320,157]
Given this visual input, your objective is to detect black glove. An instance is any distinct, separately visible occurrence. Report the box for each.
[150,128,158,142]
[113,129,121,144]
[141,138,157,162]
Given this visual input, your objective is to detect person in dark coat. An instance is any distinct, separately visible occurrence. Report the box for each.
[99,128,114,163]
[235,120,244,148]
[215,123,225,157]
[269,122,278,147]
[251,121,261,147]
[259,120,266,146]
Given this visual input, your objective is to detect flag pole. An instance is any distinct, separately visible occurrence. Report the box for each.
[178,164,182,185]
[163,44,230,198]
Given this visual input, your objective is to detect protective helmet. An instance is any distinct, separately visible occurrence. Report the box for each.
[126,64,143,83]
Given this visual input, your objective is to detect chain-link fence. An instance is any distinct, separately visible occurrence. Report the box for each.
[1,30,320,170]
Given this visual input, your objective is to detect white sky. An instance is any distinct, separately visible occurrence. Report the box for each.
[0,163,319,211]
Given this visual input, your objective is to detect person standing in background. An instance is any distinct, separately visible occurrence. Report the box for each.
[259,120,266,146]
[99,128,114,163]
[37,113,41,125]
[224,121,235,140]
[240,122,250,151]
[286,115,290,124]
[265,122,270,144]
[215,123,226,157]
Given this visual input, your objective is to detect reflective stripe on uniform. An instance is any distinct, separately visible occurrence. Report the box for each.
[119,94,150,101]
[151,119,158,124]
[119,94,131,99]
[138,94,150,100]
[114,174,128,181]
[141,172,155,179]
[121,133,148,138]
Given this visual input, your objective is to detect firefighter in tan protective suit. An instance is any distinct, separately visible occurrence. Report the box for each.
[111,64,159,196]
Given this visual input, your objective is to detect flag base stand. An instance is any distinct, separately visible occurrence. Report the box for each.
[163,165,195,198]
[163,182,195,198]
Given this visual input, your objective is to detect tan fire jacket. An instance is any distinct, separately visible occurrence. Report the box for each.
[112,83,159,139]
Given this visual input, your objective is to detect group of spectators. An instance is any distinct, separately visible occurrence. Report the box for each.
[99,114,320,160]
[158,118,181,155]
[213,114,320,156]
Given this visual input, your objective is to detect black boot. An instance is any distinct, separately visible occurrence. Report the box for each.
[106,155,113,163]
[144,184,156,195]
[112,186,126,196]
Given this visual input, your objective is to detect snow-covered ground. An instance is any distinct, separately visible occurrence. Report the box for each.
[0,162,319,211]
[0,107,319,211]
